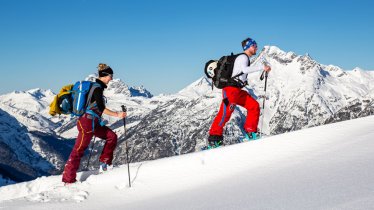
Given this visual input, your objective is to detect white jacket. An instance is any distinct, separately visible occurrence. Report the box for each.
[232,54,263,84]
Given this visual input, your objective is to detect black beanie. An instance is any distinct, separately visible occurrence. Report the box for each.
[98,66,114,77]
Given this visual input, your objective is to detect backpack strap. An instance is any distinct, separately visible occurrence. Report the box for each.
[231,53,249,78]
[84,82,105,132]
[229,53,250,88]
[85,82,101,110]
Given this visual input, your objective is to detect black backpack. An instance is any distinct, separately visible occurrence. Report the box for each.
[204,53,249,89]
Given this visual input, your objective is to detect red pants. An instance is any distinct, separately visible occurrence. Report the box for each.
[209,86,260,136]
[62,114,117,183]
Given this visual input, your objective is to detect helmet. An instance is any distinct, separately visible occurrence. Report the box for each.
[204,60,218,78]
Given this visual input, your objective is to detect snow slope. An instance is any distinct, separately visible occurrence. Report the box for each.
[1,116,374,210]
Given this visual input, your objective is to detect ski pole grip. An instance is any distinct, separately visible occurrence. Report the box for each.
[121,105,127,135]
[121,105,127,112]
[121,105,127,125]
[260,71,265,81]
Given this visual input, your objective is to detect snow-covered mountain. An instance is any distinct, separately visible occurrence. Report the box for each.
[247,46,374,135]
[0,78,154,185]
[86,74,153,98]
[1,46,374,186]
[0,89,75,184]
[1,116,374,209]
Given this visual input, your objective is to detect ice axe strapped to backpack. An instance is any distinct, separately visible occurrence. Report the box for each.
[204,53,249,90]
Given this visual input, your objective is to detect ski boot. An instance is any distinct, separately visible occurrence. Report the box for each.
[241,131,259,142]
[206,135,223,150]
[99,162,113,173]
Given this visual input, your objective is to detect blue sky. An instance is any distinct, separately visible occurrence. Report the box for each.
[0,0,373,95]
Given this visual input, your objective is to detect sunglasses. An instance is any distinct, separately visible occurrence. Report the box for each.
[101,72,113,78]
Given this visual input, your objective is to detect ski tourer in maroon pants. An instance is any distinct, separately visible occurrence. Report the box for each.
[62,64,126,184]
[62,114,118,183]
[208,37,271,146]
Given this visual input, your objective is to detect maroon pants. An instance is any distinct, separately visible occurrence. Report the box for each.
[209,86,260,136]
[62,114,117,183]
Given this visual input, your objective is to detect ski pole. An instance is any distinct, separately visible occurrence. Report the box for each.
[259,56,270,138]
[121,105,131,188]
[259,70,269,139]
[86,136,96,170]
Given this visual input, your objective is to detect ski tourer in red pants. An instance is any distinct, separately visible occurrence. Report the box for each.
[208,37,271,147]
[62,64,126,184]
